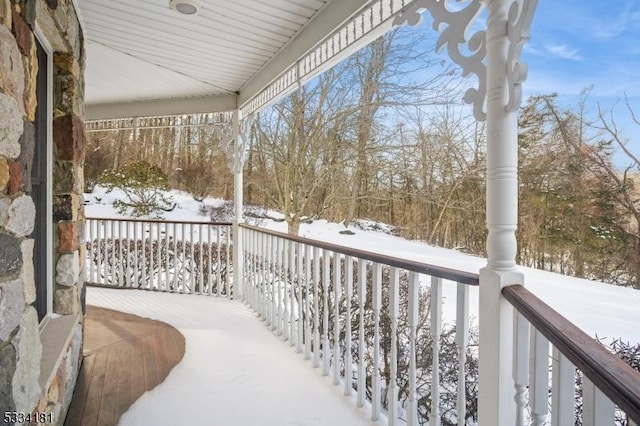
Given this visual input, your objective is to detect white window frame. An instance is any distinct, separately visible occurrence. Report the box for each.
[34,24,54,323]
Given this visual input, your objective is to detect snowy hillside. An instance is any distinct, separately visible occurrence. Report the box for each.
[85,186,640,344]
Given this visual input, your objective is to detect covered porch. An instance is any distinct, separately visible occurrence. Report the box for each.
[75,0,640,425]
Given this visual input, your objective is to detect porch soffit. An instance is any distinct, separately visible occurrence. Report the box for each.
[79,0,380,120]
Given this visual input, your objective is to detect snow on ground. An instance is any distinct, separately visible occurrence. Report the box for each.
[85,187,640,343]
[87,287,377,426]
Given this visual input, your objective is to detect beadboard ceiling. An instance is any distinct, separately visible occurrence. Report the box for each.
[76,0,374,118]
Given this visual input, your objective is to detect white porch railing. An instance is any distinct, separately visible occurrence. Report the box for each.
[83,219,640,425]
[85,217,233,295]
[240,223,479,425]
[503,285,640,426]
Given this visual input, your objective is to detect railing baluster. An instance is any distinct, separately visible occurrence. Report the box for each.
[110,220,116,286]
[296,242,304,353]
[159,223,165,291]
[530,327,550,426]
[207,224,212,295]
[88,219,94,283]
[372,262,382,421]
[243,228,249,304]
[224,225,233,299]
[430,276,442,426]
[96,220,102,285]
[171,222,177,292]
[283,238,290,340]
[124,220,130,287]
[357,258,367,408]
[333,251,342,385]
[304,243,312,360]
[244,228,249,302]
[216,226,222,296]
[198,224,204,295]
[264,235,276,330]
[261,233,267,319]
[289,239,296,345]
[279,237,286,336]
[551,348,576,425]
[313,245,321,369]
[255,231,262,316]
[583,377,615,426]
[322,249,330,377]
[388,266,400,426]
[132,220,139,287]
[344,255,353,396]
[513,312,529,426]
[189,224,195,294]
[456,282,470,426]
[407,271,419,426]
[141,221,146,288]
[247,229,253,306]
[176,223,182,292]
[161,223,166,291]
[258,231,263,312]
[272,235,278,331]
[150,221,154,289]
[118,221,124,286]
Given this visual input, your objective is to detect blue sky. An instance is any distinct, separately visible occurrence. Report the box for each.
[523,0,640,163]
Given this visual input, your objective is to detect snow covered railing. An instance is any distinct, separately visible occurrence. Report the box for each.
[503,285,640,426]
[240,223,478,425]
[85,217,233,295]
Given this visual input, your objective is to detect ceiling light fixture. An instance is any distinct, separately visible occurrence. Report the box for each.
[169,0,200,16]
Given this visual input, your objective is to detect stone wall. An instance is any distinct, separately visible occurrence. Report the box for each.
[0,1,84,425]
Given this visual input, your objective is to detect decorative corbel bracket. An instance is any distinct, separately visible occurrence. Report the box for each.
[393,0,487,121]
[506,0,538,112]
[394,0,538,119]
[214,114,254,174]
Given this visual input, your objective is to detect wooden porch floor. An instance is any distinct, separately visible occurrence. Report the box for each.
[64,306,185,426]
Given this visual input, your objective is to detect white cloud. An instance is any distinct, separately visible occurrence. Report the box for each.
[545,44,584,61]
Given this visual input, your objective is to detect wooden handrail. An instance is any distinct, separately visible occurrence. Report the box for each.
[240,223,479,286]
[86,217,233,226]
[503,284,640,423]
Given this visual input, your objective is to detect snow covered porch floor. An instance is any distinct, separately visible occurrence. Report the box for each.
[84,286,376,426]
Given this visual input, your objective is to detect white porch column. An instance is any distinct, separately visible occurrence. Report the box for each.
[231,109,244,300]
[393,1,537,423]
[479,0,523,424]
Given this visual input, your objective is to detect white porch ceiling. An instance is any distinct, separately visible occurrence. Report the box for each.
[77,0,382,119]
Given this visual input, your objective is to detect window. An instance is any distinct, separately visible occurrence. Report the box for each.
[32,33,53,322]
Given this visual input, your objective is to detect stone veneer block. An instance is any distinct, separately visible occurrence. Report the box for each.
[0,25,25,116]
[55,251,79,287]
[21,239,35,304]
[6,159,21,195]
[0,0,12,29]
[53,194,73,221]
[6,194,35,237]
[0,194,9,225]
[17,121,35,192]
[0,232,22,280]
[11,9,33,57]
[53,160,74,193]
[0,279,23,341]
[14,9,37,121]
[54,285,79,315]
[0,156,9,190]
[12,306,42,413]
[53,115,85,162]
[0,93,23,159]
[0,343,17,413]
[57,221,78,252]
